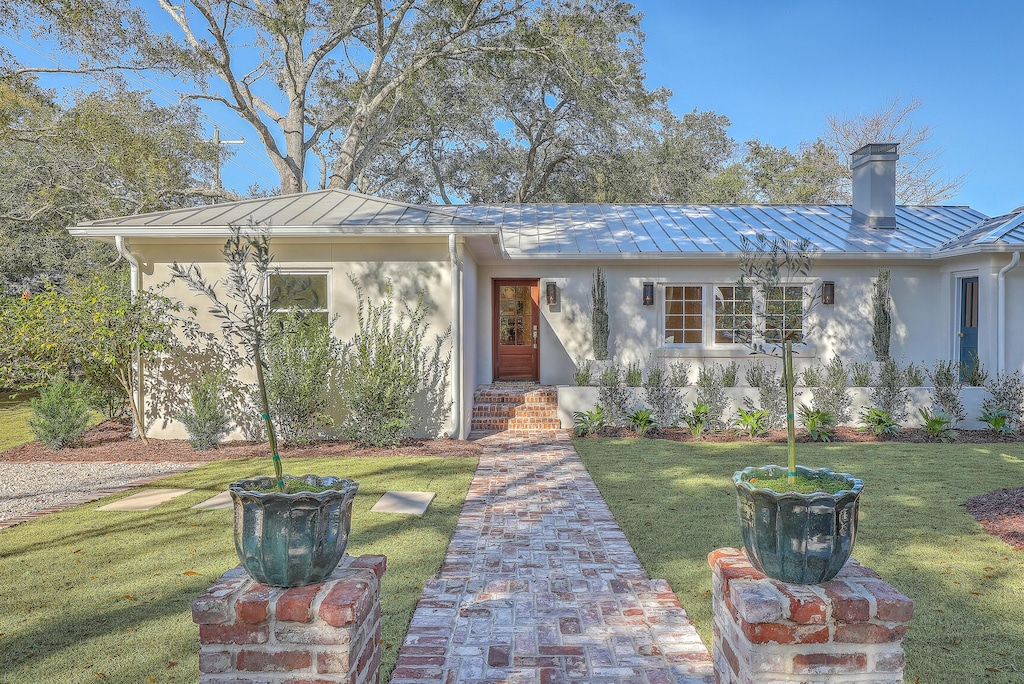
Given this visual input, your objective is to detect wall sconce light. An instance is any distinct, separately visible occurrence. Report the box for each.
[546,281,558,306]
[822,281,835,305]
[642,282,654,306]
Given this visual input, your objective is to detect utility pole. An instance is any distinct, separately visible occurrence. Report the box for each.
[212,126,245,199]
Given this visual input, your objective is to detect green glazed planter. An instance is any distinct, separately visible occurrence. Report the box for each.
[734,465,863,585]
[230,475,359,588]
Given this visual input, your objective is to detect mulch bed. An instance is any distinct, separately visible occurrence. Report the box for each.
[0,421,484,463]
[966,487,1024,552]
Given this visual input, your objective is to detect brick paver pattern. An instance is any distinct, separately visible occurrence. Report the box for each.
[390,430,713,683]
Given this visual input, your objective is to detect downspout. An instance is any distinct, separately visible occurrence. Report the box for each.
[448,234,462,439]
[998,251,1021,374]
[115,236,143,438]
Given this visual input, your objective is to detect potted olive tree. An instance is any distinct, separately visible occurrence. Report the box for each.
[729,234,863,584]
[170,225,358,588]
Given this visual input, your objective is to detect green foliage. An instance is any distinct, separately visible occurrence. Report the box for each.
[903,361,926,387]
[626,408,657,438]
[859,407,901,437]
[927,359,965,423]
[597,365,631,427]
[871,268,892,361]
[720,360,739,387]
[28,378,93,449]
[919,408,957,443]
[681,403,710,440]
[695,364,728,432]
[572,406,606,437]
[177,371,233,451]
[265,311,342,444]
[799,404,836,442]
[572,359,593,386]
[800,364,822,387]
[983,371,1024,428]
[872,358,910,421]
[668,361,691,387]
[338,278,451,447]
[978,408,1017,437]
[810,356,853,424]
[850,361,875,387]
[734,407,770,437]
[960,352,989,387]
[744,358,778,388]
[591,268,609,360]
[642,363,682,428]
[624,360,643,387]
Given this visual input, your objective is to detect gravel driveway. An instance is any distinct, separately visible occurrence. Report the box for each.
[0,461,198,524]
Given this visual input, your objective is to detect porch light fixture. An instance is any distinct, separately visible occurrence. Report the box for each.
[822,281,835,305]
[546,281,558,305]
[642,282,655,306]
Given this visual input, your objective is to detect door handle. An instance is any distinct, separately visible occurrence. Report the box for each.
[958,332,964,338]
[533,325,538,349]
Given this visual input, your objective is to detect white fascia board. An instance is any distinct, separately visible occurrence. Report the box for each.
[67,224,499,239]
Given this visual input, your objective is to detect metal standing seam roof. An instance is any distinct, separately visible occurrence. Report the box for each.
[937,209,1024,251]
[444,203,988,257]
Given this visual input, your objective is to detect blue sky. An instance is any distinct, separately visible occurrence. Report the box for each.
[639,0,1024,215]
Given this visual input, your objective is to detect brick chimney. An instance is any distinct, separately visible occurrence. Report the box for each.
[851,143,899,229]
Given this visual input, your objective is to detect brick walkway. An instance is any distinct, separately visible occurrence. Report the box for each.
[390,430,713,683]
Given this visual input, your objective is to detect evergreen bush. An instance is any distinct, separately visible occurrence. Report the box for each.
[721,360,739,387]
[927,359,965,423]
[572,359,593,386]
[597,364,631,426]
[591,268,609,360]
[983,370,1024,428]
[668,361,691,386]
[872,358,910,421]
[695,364,729,431]
[624,360,643,387]
[742,361,785,429]
[811,356,853,424]
[642,363,682,428]
[28,378,92,449]
[178,371,233,450]
[850,361,874,387]
[871,268,892,361]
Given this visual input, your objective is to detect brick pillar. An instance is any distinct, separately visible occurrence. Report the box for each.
[191,554,386,683]
[709,548,912,684]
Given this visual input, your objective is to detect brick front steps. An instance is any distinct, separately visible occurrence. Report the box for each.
[470,384,561,433]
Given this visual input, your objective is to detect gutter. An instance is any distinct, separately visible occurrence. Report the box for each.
[998,251,1021,374]
[114,237,144,438]
[448,234,462,439]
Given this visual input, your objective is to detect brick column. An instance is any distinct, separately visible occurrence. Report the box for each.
[709,548,912,684]
[192,554,386,683]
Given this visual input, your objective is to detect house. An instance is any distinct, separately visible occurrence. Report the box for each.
[68,144,1024,439]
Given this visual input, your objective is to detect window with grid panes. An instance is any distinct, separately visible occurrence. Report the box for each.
[714,285,753,343]
[764,285,805,342]
[664,285,703,344]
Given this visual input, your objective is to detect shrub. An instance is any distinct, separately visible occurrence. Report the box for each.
[860,407,900,437]
[734,407,770,437]
[626,408,657,438]
[979,408,1017,437]
[721,360,739,387]
[801,365,823,387]
[799,404,836,442]
[744,358,777,388]
[572,359,593,386]
[695,364,729,432]
[811,356,852,424]
[591,268,609,360]
[681,403,710,440]
[742,359,784,429]
[28,378,92,449]
[339,280,451,447]
[572,406,606,437]
[983,370,1024,427]
[597,365,631,426]
[668,361,691,387]
[926,359,965,423]
[903,361,926,387]
[871,268,892,361]
[850,361,874,387]
[266,310,341,444]
[178,371,233,450]
[961,352,988,387]
[919,408,957,443]
[625,360,643,387]
[872,358,910,421]
[642,363,682,427]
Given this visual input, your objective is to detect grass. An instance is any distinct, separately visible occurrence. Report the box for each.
[574,438,1024,684]
[0,455,476,684]
[0,393,34,451]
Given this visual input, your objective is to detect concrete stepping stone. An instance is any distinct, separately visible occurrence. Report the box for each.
[370,491,435,516]
[191,491,233,510]
[96,488,193,512]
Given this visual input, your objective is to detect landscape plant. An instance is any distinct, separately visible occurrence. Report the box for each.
[850,360,874,387]
[177,370,234,450]
[624,360,643,387]
[961,352,989,387]
[918,408,957,442]
[798,404,836,442]
[572,359,593,386]
[872,357,910,421]
[27,377,93,449]
[338,277,451,447]
[681,402,710,440]
[927,359,966,423]
[978,408,1017,437]
[860,407,900,437]
[742,360,785,429]
[720,360,739,387]
[642,363,682,427]
[809,355,853,423]
[734,407,770,437]
[903,360,926,387]
[668,360,692,386]
[871,267,892,361]
[572,406,606,437]
[626,408,657,437]
[982,370,1024,427]
[591,268,609,360]
[694,364,728,432]
[597,364,631,426]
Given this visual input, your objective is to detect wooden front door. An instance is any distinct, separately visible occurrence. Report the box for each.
[493,279,540,380]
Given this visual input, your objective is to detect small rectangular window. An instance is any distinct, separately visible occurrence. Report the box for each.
[269,272,329,325]
[665,285,703,344]
[714,285,753,344]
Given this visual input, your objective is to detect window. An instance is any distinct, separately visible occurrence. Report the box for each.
[714,285,753,344]
[765,286,805,343]
[269,272,329,325]
[664,285,703,344]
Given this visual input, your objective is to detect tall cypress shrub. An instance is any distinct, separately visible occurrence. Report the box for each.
[591,268,609,360]
[871,268,892,361]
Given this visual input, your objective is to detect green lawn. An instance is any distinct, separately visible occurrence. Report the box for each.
[0,393,34,451]
[0,455,476,684]
[575,438,1024,684]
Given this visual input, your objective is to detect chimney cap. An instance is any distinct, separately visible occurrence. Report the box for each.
[851,143,899,164]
